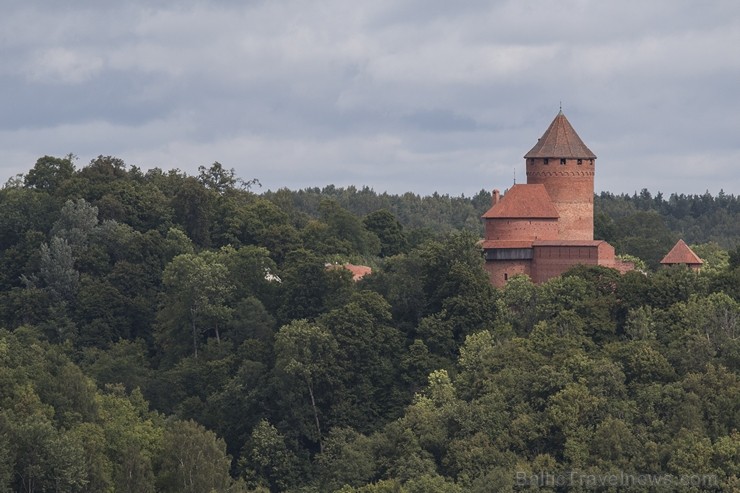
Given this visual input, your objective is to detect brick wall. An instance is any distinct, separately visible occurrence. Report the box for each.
[526,158,594,240]
[485,218,559,241]
[531,245,600,283]
[484,259,532,288]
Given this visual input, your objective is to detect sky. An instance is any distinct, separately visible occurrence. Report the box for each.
[1,0,739,196]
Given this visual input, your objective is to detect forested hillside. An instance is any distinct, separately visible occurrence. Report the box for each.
[1,155,739,492]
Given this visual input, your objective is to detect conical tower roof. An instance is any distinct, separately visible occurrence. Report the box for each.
[524,111,597,159]
[660,239,703,265]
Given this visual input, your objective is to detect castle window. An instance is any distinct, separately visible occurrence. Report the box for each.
[589,159,594,165]
[504,273,508,281]
[543,158,549,165]
[560,158,566,165]
[577,159,583,165]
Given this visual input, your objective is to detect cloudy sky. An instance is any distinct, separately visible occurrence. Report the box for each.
[1,0,739,196]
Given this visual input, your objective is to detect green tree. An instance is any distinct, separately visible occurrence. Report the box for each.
[274,320,338,451]
[316,427,375,491]
[319,292,406,431]
[277,249,351,323]
[363,209,409,257]
[318,199,381,256]
[691,242,729,273]
[67,422,114,493]
[157,252,235,359]
[2,383,89,493]
[198,162,240,194]
[24,155,75,192]
[499,274,538,335]
[51,199,100,255]
[362,253,427,332]
[97,386,162,493]
[612,211,677,269]
[36,236,79,303]
[729,244,740,270]
[239,420,299,493]
[172,177,215,247]
[81,339,152,394]
[156,419,239,493]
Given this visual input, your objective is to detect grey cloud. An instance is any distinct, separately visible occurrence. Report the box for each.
[1,0,739,196]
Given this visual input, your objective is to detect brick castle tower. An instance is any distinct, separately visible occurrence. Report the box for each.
[524,110,596,240]
[481,111,632,287]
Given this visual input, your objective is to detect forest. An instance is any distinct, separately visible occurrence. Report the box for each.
[0,155,738,492]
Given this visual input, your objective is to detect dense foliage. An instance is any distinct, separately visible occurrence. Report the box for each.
[0,156,738,492]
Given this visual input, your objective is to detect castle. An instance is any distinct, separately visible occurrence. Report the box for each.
[482,111,633,287]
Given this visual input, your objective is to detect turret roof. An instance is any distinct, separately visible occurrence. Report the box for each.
[524,111,597,159]
[660,239,703,265]
[482,184,559,219]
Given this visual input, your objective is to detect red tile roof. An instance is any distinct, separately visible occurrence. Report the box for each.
[660,239,703,265]
[326,263,373,281]
[482,184,559,219]
[524,111,597,159]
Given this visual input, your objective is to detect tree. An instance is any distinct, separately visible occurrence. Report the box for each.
[499,274,538,335]
[277,249,350,323]
[691,242,729,273]
[456,331,498,400]
[318,199,380,256]
[274,320,338,451]
[97,386,162,493]
[80,339,152,394]
[729,244,740,270]
[96,181,173,232]
[319,292,406,431]
[363,209,409,257]
[156,419,238,493]
[198,162,239,194]
[416,231,490,313]
[666,429,714,477]
[1,374,93,493]
[157,252,235,359]
[24,155,75,192]
[361,253,427,332]
[66,423,114,493]
[51,198,100,257]
[240,420,299,492]
[612,211,676,270]
[198,161,259,194]
[172,177,215,247]
[546,383,607,439]
[401,369,460,462]
[36,236,79,303]
[316,427,375,491]
[609,340,676,384]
